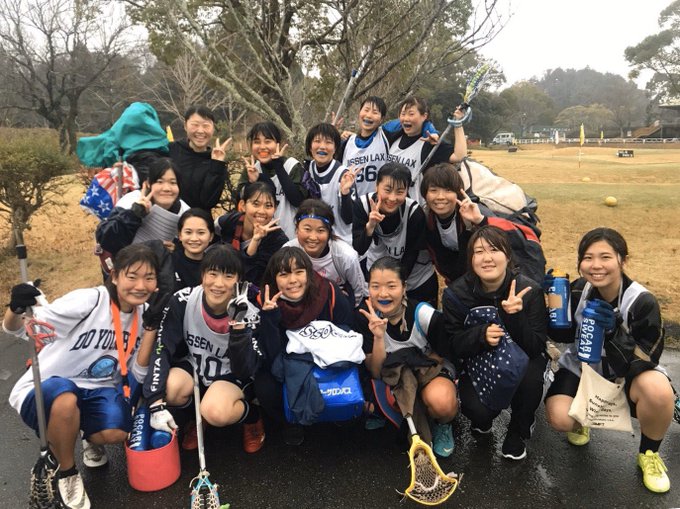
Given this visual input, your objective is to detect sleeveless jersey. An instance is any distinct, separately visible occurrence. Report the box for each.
[388,137,427,206]
[558,280,658,378]
[309,160,353,243]
[255,157,300,239]
[343,127,390,197]
[383,302,436,354]
[359,194,434,289]
[181,286,259,385]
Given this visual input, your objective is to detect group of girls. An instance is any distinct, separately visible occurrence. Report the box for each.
[4,99,675,509]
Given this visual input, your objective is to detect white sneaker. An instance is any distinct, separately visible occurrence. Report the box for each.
[57,472,91,509]
[82,439,108,468]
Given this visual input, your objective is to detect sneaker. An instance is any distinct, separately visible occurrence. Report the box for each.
[81,439,107,468]
[471,423,492,434]
[637,450,670,493]
[243,418,266,453]
[57,473,91,509]
[283,424,304,446]
[566,425,590,446]
[182,421,198,451]
[432,422,455,458]
[365,415,387,430]
[501,430,527,460]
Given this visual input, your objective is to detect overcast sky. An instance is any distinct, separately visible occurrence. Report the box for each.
[481,0,672,88]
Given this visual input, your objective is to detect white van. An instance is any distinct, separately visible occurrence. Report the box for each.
[492,132,515,145]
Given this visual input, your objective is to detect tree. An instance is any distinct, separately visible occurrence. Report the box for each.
[127,0,506,145]
[554,104,615,136]
[537,68,649,136]
[500,82,556,137]
[625,1,680,101]
[0,129,73,250]
[0,0,133,153]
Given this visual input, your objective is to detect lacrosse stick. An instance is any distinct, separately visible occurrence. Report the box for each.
[416,63,492,176]
[189,367,230,509]
[402,415,460,506]
[333,69,358,126]
[14,228,58,509]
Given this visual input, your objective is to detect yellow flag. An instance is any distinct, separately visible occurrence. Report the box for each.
[579,124,585,146]
[600,130,604,140]
[166,125,174,142]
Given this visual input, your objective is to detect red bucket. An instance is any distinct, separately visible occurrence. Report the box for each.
[125,431,180,492]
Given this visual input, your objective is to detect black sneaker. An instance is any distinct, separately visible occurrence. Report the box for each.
[501,430,526,460]
[283,424,304,446]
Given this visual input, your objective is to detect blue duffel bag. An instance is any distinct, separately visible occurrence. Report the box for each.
[283,365,364,424]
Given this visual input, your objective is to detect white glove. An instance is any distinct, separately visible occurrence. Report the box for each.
[227,282,250,323]
[149,405,177,433]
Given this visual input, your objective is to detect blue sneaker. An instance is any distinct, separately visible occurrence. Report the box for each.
[432,422,454,458]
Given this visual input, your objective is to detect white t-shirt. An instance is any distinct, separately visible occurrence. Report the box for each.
[9,287,147,413]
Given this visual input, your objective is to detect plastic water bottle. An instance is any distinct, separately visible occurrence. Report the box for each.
[150,430,172,449]
[128,406,150,451]
[547,271,571,328]
[577,302,604,363]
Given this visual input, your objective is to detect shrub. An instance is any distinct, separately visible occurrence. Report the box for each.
[0,130,74,247]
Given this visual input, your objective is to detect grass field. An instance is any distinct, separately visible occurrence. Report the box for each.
[0,144,678,341]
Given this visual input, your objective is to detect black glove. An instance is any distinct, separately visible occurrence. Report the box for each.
[542,269,555,293]
[9,280,42,314]
[588,299,617,332]
[227,282,250,324]
[142,292,171,330]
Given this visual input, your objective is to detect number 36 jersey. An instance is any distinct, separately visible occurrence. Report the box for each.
[143,285,259,403]
[342,127,390,197]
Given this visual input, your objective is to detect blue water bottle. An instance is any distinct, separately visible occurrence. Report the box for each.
[150,430,172,449]
[128,406,150,451]
[547,270,571,328]
[577,302,604,363]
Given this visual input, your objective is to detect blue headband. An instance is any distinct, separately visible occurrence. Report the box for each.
[296,214,331,226]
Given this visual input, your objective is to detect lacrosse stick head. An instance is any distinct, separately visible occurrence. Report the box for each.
[25,318,56,352]
[29,449,59,509]
[190,470,229,509]
[404,434,460,506]
[674,392,680,425]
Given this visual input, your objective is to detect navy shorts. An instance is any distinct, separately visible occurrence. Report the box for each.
[174,359,248,395]
[20,376,133,439]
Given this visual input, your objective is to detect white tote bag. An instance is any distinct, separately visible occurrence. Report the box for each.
[568,363,633,432]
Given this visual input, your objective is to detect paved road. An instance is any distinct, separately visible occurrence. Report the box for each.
[1,332,679,509]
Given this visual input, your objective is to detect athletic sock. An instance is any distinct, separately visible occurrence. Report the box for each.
[639,433,662,454]
[59,465,78,478]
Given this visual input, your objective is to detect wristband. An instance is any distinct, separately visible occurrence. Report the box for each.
[149,403,167,413]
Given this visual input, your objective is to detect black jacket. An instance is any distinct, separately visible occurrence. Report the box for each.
[214,211,288,287]
[169,140,227,211]
[442,270,548,361]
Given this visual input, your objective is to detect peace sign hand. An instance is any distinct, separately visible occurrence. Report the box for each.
[271,143,288,160]
[366,195,385,234]
[136,182,154,213]
[330,111,344,129]
[501,279,531,315]
[253,218,281,242]
[261,284,282,311]
[358,298,388,340]
[211,137,232,161]
[456,188,484,225]
[340,165,361,195]
[242,155,259,183]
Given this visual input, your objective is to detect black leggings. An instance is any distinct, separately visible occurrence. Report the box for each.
[459,354,547,438]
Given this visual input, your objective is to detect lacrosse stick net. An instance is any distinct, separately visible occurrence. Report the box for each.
[402,416,460,506]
